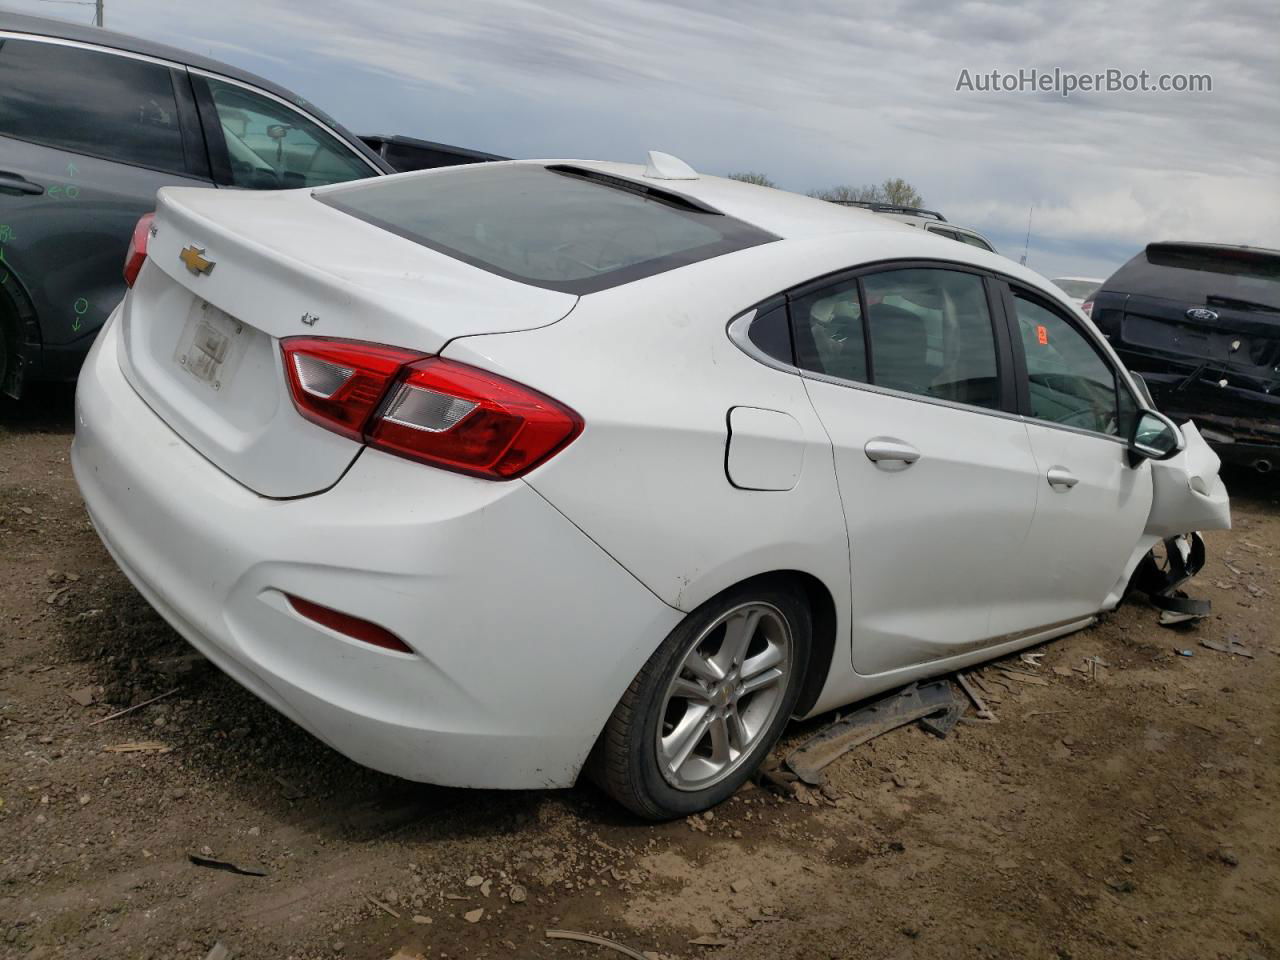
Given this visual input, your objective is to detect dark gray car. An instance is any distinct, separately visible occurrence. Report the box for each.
[0,12,392,398]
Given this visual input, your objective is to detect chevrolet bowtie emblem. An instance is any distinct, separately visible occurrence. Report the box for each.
[179,245,215,276]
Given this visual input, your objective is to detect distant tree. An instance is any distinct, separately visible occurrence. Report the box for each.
[880,177,924,207]
[807,183,883,203]
[809,178,925,208]
[727,171,776,187]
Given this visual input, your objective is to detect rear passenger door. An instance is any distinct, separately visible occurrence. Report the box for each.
[995,284,1151,631]
[789,263,1041,676]
[0,36,211,372]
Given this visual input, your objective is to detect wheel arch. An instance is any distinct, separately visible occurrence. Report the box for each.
[0,268,40,398]
[675,568,839,719]
[732,570,837,718]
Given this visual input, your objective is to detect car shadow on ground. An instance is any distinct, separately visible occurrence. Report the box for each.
[0,382,76,434]
[56,575,644,844]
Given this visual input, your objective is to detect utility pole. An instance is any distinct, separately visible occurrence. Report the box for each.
[95,0,103,27]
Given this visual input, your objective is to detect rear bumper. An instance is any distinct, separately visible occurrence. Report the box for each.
[72,310,681,788]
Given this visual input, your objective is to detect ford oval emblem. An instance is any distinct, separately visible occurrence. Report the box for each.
[1186,307,1218,322]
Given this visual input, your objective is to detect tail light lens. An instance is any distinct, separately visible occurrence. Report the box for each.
[281,338,424,441]
[1081,299,1094,317]
[123,212,155,288]
[286,594,413,654]
[280,338,583,480]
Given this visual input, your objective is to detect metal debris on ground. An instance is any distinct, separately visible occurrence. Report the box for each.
[1019,653,1044,667]
[87,688,179,726]
[187,853,268,877]
[998,668,1051,687]
[203,943,232,960]
[1201,637,1254,658]
[545,929,651,959]
[102,741,172,753]
[785,680,963,785]
[955,672,998,723]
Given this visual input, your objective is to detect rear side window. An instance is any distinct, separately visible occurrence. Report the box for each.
[793,267,1001,410]
[792,278,868,383]
[1105,245,1280,311]
[317,164,776,294]
[0,38,186,174]
[202,77,371,189]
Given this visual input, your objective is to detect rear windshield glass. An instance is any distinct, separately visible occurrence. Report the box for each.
[315,164,776,294]
[1104,245,1280,312]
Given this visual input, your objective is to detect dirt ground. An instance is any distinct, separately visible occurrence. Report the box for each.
[2,383,1278,960]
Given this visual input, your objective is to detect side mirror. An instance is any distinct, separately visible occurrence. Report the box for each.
[1129,409,1183,466]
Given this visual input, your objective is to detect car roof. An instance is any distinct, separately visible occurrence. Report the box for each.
[1053,276,1104,283]
[0,10,389,171]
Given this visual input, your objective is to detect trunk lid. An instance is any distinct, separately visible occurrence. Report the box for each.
[119,186,576,498]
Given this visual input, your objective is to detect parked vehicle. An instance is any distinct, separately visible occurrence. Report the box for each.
[1092,242,1280,473]
[0,11,392,398]
[832,201,998,253]
[360,134,508,172]
[72,152,1229,818]
[1051,276,1103,313]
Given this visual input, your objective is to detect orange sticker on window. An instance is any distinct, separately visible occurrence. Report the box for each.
[1036,324,1048,345]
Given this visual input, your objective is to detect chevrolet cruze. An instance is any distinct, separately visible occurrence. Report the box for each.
[71,153,1230,818]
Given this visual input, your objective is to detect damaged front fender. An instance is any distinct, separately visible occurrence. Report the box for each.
[1145,421,1232,539]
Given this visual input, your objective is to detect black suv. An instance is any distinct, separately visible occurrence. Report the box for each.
[0,12,393,398]
[1091,242,1280,472]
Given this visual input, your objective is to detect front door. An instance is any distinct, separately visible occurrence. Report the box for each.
[789,264,1040,675]
[996,285,1152,632]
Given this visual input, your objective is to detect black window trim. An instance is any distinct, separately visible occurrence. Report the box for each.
[746,258,1020,419]
[995,279,1139,446]
[188,67,382,187]
[0,32,208,181]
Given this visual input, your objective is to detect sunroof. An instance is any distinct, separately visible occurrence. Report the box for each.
[316,163,777,294]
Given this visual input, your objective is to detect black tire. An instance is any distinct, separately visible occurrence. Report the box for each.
[591,578,811,820]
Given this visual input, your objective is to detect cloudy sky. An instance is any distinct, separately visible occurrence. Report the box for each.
[15,0,1279,278]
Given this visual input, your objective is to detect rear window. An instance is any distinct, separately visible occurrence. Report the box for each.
[1104,244,1280,311]
[316,164,776,294]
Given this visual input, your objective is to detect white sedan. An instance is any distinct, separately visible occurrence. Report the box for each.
[72,153,1230,819]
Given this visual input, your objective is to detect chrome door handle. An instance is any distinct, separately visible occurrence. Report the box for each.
[1046,466,1078,490]
[864,437,921,465]
[0,172,44,196]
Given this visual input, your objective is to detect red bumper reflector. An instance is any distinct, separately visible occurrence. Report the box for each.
[286,594,413,654]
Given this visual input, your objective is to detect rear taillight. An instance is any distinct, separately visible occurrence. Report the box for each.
[281,338,424,441]
[1081,300,1094,317]
[123,212,155,288]
[280,338,583,480]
